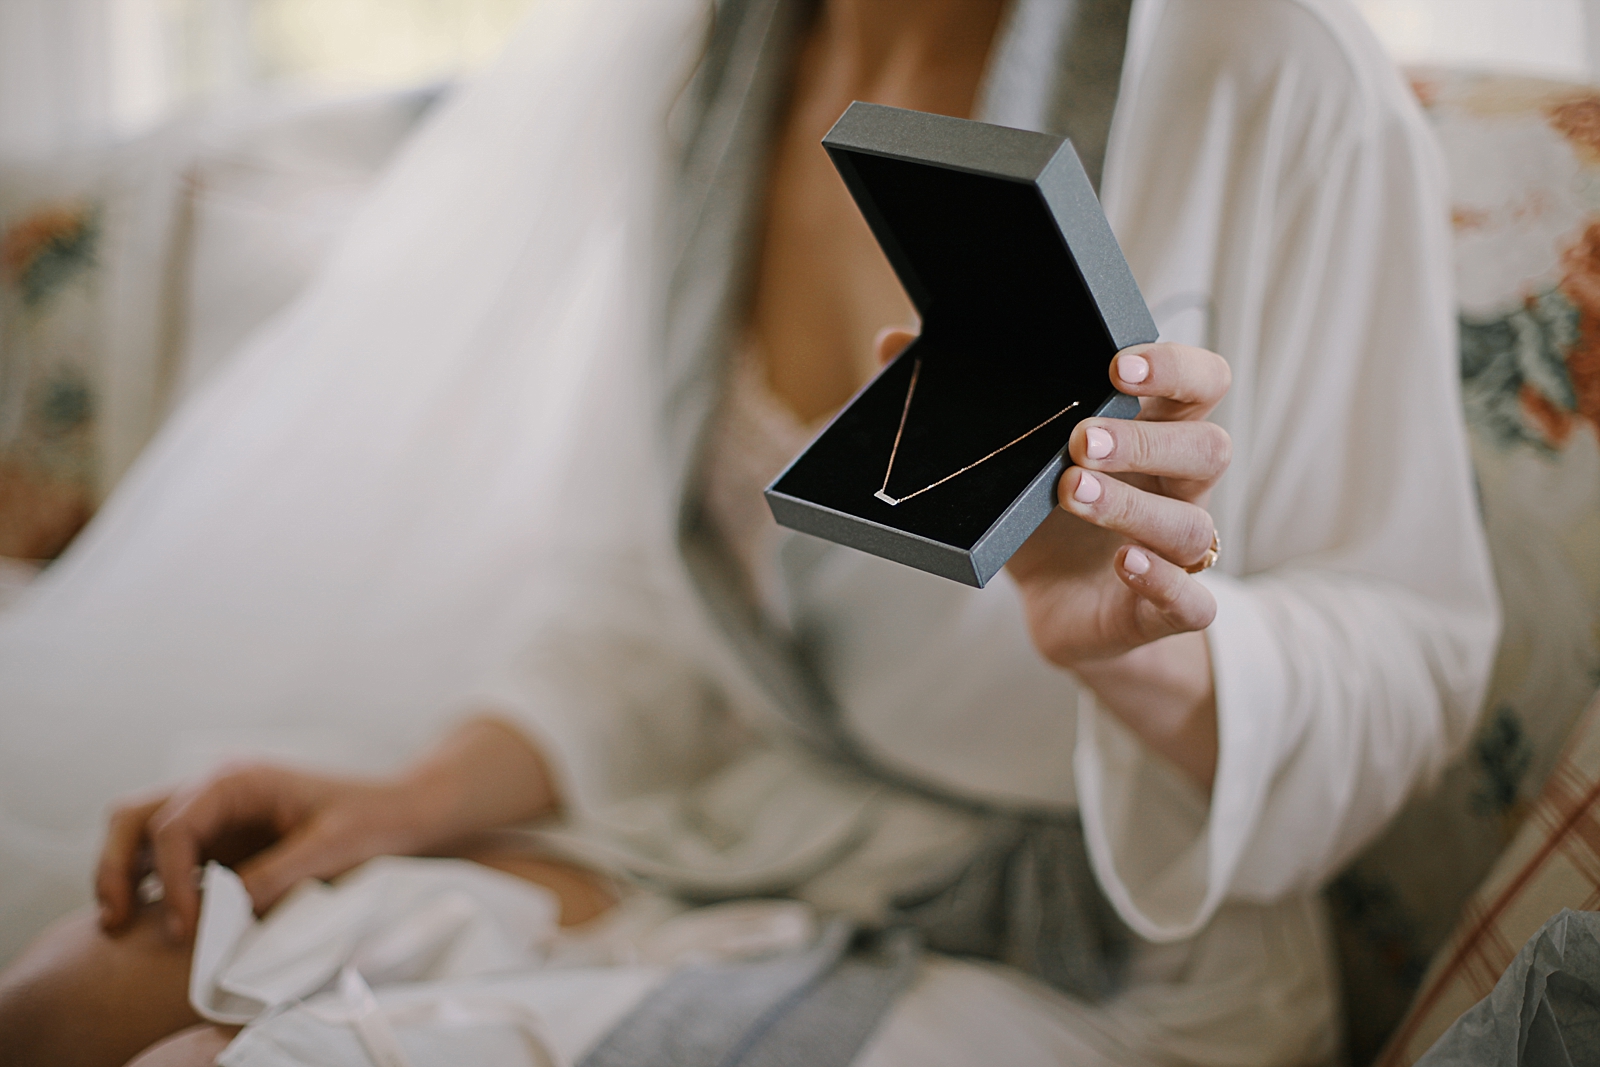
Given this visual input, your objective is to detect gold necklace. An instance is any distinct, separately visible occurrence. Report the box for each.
[875,357,1081,506]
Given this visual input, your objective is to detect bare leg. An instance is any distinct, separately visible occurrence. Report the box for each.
[123,1025,239,1067]
[0,903,197,1067]
[0,846,613,1067]
[452,833,617,927]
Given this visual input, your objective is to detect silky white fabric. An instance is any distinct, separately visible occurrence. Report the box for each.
[189,859,564,1025]
[190,854,1324,1067]
[186,857,827,1067]
[0,0,1495,1062]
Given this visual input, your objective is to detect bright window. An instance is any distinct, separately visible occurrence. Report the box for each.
[7,0,1600,161]
[1356,0,1592,79]
[107,0,537,137]
[98,0,1600,139]
[251,0,535,92]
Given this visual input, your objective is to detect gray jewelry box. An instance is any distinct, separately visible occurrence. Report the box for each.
[764,102,1157,588]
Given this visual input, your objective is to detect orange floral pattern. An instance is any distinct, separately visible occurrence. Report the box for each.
[1559,220,1600,430]
[1547,96,1600,164]
[0,200,102,561]
[0,202,99,308]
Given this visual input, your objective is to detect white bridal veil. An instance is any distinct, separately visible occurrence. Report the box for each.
[0,0,712,959]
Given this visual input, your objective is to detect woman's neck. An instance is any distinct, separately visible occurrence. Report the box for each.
[809,0,1007,111]
[746,0,1008,424]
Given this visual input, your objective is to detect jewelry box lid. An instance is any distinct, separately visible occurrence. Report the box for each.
[819,102,1154,352]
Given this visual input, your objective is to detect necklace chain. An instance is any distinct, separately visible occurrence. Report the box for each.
[875,357,1081,506]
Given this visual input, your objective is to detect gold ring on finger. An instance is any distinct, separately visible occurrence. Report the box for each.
[1185,529,1220,574]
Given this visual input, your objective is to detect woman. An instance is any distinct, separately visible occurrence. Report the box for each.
[0,0,1497,1063]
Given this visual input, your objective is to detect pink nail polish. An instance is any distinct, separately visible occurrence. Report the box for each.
[1073,472,1102,504]
[1118,354,1150,384]
[1085,427,1113,460]
[1124,547,1151,575]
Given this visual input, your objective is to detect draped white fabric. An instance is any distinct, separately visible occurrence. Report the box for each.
[0,0,713,961]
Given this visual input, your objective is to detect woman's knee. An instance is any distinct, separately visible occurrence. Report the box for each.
[124,1024,240,1067]
[456,836,618,926]
[0,904,199,1067]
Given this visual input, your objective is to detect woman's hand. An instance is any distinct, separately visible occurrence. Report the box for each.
[874,331,1231,788]
[95,717,561,941]
[97,768,428,942]
[1004,341,1231,666]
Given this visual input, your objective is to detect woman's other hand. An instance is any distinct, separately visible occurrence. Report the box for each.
[95,717,561,941]
[96,768,425,943]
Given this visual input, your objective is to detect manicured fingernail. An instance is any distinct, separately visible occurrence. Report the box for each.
[1073,472,1102,503]
[1118,354,1150,384]
[165,911,185,942]
[1085,426,1113,460]
[1124,547,1151,575]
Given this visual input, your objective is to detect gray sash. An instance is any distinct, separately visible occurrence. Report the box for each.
[579,921,919,1067]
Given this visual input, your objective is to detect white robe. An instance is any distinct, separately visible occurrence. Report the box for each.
[477,0,1497,1059]
[0,0,1497,1062]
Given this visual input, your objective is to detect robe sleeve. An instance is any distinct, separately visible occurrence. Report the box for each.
[1075,2,1500,942]
[465,562,743,820]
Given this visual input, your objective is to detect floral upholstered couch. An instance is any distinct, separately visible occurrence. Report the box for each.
[0,86,439,572]
[0,200,100,562]
[1330,69,1600,1062]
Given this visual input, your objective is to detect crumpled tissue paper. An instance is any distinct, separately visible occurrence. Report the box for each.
[1417,908,1600,1067]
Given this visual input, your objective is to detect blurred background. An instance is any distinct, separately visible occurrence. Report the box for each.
[0,0,535,159]
[0,0,1595,162]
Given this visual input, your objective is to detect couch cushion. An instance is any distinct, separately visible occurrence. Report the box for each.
[0,196,102,558]
[1375,687,1600,1064]
[1331,68,1600,1062]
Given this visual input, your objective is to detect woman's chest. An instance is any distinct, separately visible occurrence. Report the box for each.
[746,105,913,424]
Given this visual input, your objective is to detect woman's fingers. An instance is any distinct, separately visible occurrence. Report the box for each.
[1116,544,1218,635]
[872,325,918,366]
[146,765,283,941]
[145,795,220,942]
[1059,466,1217,570]
[235,809,375,916]
[95,794,168,931]
[1112,342,1231,422]
[98,764,399,941]
[235,831,340,915]
[1069,417,1230,491]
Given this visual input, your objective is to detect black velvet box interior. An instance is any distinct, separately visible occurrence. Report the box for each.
[765,102,1156,588]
